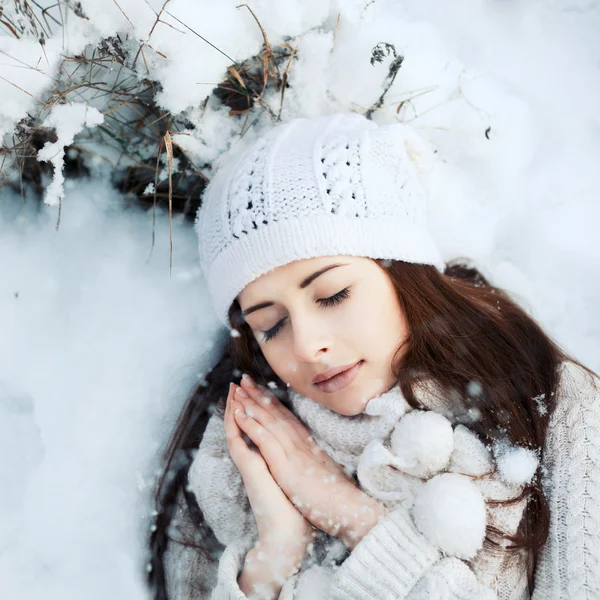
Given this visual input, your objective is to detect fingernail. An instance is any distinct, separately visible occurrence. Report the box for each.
[236,387,248,399]
[242,373,256,386]
[235,408,246,419]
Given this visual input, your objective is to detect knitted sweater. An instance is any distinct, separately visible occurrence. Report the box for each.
[164,361,600,599]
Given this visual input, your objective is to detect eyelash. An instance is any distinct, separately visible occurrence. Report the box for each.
[260,287,351,343]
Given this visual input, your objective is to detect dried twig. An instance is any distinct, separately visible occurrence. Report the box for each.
[112,0,135,29]
[277,43,296,121]
[366,42,404,119]
[0,75,44,103]
[0,17,20,38]
[133,0,173,69]
[163,8,235,63]
[164,130,174,272]
[237,4,281,91]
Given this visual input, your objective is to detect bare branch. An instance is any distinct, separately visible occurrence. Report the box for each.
[163,9,235,63]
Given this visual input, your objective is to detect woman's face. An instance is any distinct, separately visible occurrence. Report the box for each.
[237,255,409,415]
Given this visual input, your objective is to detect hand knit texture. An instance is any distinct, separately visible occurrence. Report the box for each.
[164,360,600,599]
[195,113,445,325]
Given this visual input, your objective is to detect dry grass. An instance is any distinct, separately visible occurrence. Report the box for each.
[0,1,298,266]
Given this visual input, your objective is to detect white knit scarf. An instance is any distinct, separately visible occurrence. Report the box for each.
[288,385,411,472]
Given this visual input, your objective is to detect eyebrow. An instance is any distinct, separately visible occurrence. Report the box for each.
[240,263,348,318]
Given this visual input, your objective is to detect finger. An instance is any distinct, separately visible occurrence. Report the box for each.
[235,387,305,453]
[240,376,313,443]
[240,374,277,406]
[224,382,232,423]
[224,384,247,460]
[224,383,240,441]
[233,401,289,469]
[225,384,251,439]
[225,384,260,467]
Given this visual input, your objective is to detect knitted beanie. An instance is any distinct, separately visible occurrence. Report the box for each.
[196,113,444,326]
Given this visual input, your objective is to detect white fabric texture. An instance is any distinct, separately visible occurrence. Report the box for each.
[164,360,600,599]
[195,113,445,325]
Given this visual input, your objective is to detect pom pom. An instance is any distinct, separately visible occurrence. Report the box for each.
[448,425,493,477]
[357,439,423,507]
[390,410,454,478]
[411,473,486,559]
[496,445,539,486]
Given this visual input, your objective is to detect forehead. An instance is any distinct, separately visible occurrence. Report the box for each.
[237,255,364,304]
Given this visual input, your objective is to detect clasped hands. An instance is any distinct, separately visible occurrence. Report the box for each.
[224,375,387,557]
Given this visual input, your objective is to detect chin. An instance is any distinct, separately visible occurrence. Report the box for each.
[337,404,366,416]
[325,392,370,416]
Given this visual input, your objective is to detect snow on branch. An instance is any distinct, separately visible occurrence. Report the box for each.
[37,102,104,208]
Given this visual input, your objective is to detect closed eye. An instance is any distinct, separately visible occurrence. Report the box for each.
[260,287,351,343]
[316,287,351,308]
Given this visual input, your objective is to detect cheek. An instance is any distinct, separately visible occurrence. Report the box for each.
[260,342,297,381]
[346,291,405,346]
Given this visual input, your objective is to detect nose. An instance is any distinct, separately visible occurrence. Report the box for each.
[291,312,331,364]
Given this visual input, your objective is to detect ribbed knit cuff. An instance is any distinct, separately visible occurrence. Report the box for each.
[409,557,496,600]
[212,535,255,600]
[329,507,440,600]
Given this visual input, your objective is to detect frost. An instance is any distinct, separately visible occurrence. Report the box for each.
[533,393,548,416]
[466,407,482,423]
[37,103,104,207]
[466,381,483,398]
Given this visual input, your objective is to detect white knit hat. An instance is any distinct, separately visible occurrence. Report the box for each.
[196,113,444,326]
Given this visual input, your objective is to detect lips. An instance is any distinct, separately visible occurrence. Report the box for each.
[312,361,361,384]
[313,360,364,394]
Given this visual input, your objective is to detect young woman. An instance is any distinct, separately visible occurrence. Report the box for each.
[148,113,600,600]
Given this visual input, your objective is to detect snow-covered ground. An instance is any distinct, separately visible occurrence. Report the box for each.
[0,1,599,598]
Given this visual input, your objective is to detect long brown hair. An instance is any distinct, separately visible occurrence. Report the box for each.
[147,258,591,598]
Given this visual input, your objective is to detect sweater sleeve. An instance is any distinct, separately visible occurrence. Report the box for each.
[209,535,253,600]
[407,557,497,600]
[327,506,496,600]
[211,536,303,600]
[531,361,600,599]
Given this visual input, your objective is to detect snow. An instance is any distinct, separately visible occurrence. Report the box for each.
[37,103,104,206]
[0,37,64,139]
[0,0,599,597]
[0,183,222,599]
